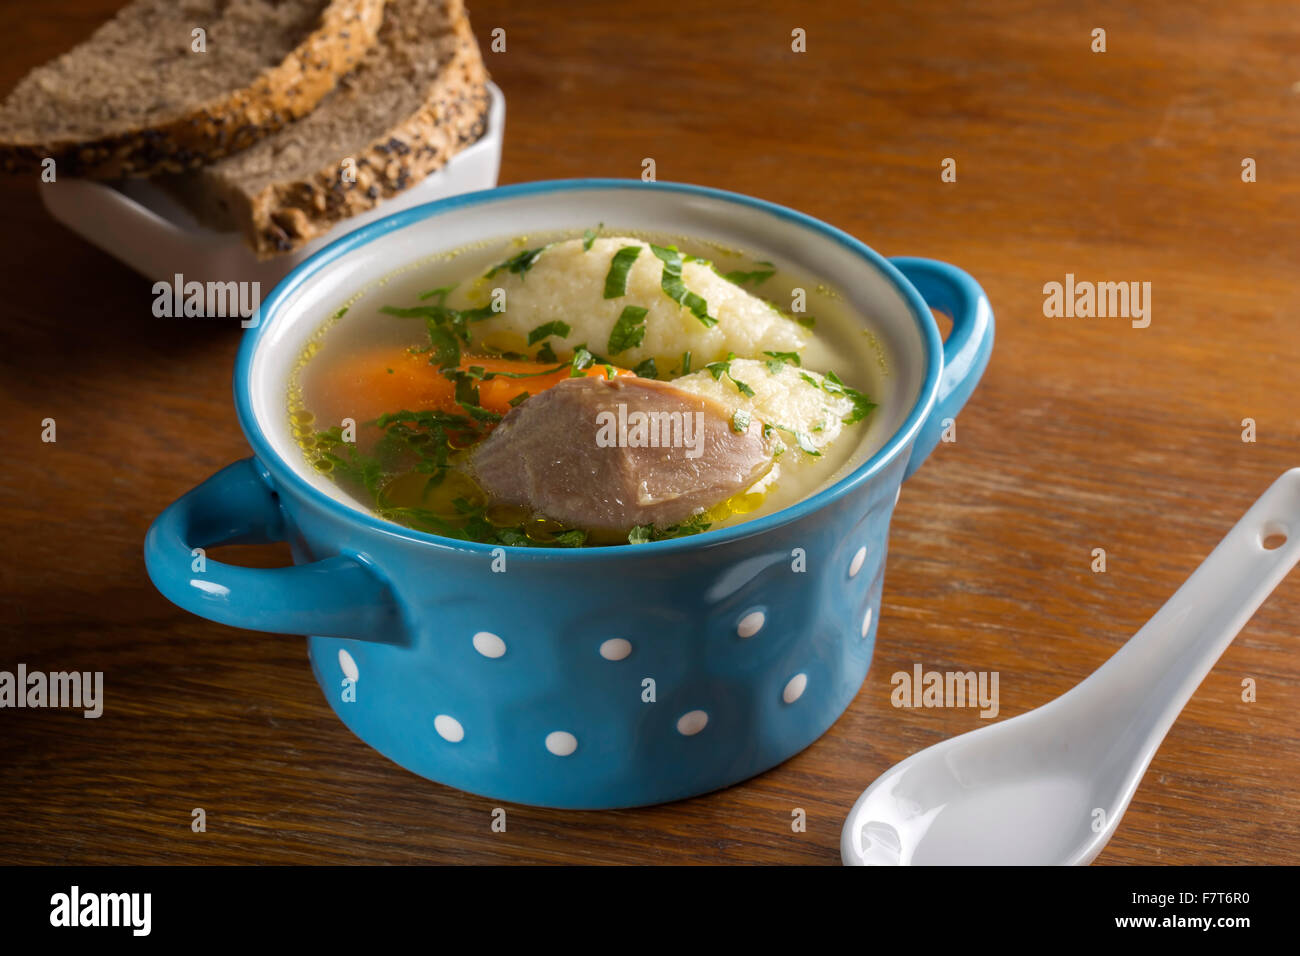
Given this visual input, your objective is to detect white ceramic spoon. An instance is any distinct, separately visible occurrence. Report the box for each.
[842,468,1300,866]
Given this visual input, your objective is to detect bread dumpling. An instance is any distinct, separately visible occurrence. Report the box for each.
[464,236,811,370]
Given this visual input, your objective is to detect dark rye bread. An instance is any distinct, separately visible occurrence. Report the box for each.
[0,0,386,178]
[162,0,489,258]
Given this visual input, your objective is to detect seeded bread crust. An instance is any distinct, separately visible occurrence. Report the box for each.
[173,0,489,258]
[0,0,386,178]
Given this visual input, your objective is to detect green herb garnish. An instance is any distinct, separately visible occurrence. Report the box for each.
[722,261,775,286]
[527,320,572,345]
[649,244,716,327]
[485,246,545,279]
[762,420,822,456]
[820,369,877,424]
[704,353,755,397]
[632,357,658,379]
[569,347,595,376]
[763,350,802,374]
[607,304,649,355]
[536,341,558,363]
[603,245,641,298]
[731,409,752,433]
[628,514,713,544]
[582,224,602,251]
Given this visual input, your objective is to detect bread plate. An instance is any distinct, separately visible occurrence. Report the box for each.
[39,81,504,290]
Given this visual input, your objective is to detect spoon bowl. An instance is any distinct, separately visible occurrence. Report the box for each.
[844,468,1300,865]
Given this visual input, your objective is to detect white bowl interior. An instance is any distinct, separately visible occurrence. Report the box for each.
[250,185,930,516]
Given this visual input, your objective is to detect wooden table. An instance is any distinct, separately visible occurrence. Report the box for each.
[0,0,1295,866]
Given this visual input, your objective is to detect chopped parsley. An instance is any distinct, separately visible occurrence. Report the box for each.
[582,224,602,251]
[603,245,641,298]
[731,409,752,433]
[820,369,877,424]
[607,305,649,355]
[632,357,658,379]
[649,244,716,327]
[722,261,775,286]
[485,246,545,279]
[762,420,821,456]
[763,350,802,374]
[569,346,596,376]
[535,341,558,363]
[704,352,755,398]
[628,514,713,544]
[527,320,571,345]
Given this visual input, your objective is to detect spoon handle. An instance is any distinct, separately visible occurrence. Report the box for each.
[1070,468,1300,744]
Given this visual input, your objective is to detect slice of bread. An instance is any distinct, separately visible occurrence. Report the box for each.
[0,0,386,178]
[163,0,489,258]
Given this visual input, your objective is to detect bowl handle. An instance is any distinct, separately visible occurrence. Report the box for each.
[144,458,405,643]
[890,257,995,479]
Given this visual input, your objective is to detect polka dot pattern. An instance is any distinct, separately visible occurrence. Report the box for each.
[737,610,765,638]
[434,715,464,743]
[677,710,709,736]
[472,631,506,659]
[861,607,873,638]
[849,546,866,578]
[338,649,358,682]
[783,673,808,703]
[599,638,632,661]
[546,731,578,756]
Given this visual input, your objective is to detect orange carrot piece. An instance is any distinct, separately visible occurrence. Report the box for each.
[308,347,632,432]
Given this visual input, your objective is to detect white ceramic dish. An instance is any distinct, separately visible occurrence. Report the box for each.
[39,83,505,288]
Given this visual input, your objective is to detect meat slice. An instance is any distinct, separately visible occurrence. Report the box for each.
[470,375,773,532]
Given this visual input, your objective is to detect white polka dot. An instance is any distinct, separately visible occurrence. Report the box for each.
[737,610,765,638]
[861,607,874,638]
[676,710,709,736]
[545,731,578,756]
[599,638,632,661]
[894,486,901,506]
[338,649,359,682]
[434,714,464,743]
[849,546,867,578]
[472,631,506,658]
[783,673,808,704]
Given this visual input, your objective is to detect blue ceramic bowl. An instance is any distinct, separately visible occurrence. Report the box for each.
[144,179,994,808]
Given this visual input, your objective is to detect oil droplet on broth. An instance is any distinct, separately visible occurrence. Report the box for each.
[726,491,766,515]
[485,502,531,527]
[381,469,486,517]
[525,516,567,544]
[480,330,529,354]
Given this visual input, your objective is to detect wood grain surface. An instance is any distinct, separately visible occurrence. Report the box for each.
[0,0,1296,866]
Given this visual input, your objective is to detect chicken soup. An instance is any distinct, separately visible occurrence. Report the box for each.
[288,228,889,547]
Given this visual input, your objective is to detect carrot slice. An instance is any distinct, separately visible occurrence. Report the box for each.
[306,347,632,433]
